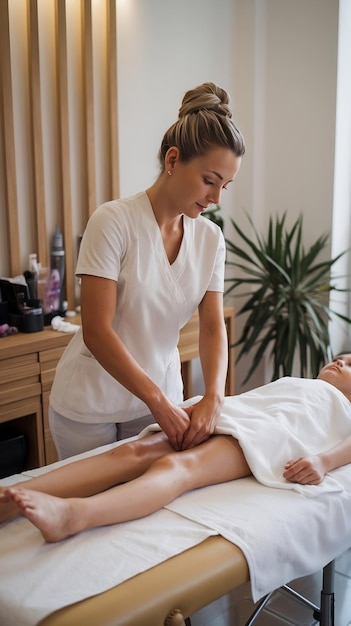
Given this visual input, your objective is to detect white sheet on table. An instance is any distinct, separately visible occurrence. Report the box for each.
[1,468,351,620]
[0,505,216,626]
[0,441,217,626]
[166,464,351,601]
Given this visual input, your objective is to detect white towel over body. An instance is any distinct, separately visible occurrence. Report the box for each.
[142,377,351,496]
[215,377,351,496]
[163,377,351,600]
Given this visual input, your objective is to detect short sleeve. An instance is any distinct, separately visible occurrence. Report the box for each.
[206,228,225,292]
[76,201,126,281]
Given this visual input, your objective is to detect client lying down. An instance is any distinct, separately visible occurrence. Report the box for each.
[1,356,351,543]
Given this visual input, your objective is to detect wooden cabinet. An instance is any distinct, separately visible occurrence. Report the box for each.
[0,351,43,469]
[40,346,68,465]
[0,307,234,470]
[0,328,77,470]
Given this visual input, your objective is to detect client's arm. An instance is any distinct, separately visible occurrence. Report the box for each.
[283,434,351,485]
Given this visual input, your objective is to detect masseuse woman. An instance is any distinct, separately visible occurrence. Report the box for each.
[49,82,245,459]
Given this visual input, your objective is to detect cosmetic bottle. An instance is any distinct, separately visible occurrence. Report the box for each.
[29,253,39,275]
[28,253,39,299]
[50,225,65,312]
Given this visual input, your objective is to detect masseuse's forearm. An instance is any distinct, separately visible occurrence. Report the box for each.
[199,322,228,406]
[198,292,228,410]
[80,275,188,448]
[83,324,190,449]
[179,324,227,449]
[83,324,168,409]
[80,275,169,412]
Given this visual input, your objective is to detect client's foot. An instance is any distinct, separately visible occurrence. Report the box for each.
[3,488,80,543]
[0,486,23,523]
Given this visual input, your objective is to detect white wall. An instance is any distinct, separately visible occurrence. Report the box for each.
[330,0,351,355]
[115,0,238,395]
[116,0,237,199]
[116,0,341,392]
[231,0,341,390]
[1,0,343,393]
[231,0,338,237]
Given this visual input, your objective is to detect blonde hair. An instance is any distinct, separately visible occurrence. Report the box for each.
[158,82,245,168]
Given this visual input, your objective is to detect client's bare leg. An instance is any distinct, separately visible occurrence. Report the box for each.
[0,432,173,523]
[4,436,250,542]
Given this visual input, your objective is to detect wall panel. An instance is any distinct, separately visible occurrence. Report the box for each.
[0,0,20,276]
[0,0,119,310]
[28,0,47,266]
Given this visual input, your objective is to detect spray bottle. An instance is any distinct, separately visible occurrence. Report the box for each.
[50,225,65,312]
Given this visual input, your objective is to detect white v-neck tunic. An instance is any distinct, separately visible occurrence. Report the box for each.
[50,192,225,423]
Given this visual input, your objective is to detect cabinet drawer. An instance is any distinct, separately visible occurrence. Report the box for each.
[0,383,41,413]
[0,352,38,372]
[41,369,58,392]
[0,355,41,408]
[40,346,67,392]
[0,361,40,386]
[39,346,67,370]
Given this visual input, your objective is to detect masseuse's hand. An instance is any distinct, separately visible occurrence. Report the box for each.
[283,455,326,485]
[152,403,191,451]
[181,395,222,450]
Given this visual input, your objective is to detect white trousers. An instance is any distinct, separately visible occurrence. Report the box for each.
[49,405,155,460]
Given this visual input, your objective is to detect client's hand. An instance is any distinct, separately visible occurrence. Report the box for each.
[283,455,326,485]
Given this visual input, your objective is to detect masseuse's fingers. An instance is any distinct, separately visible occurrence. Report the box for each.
[181,399,219,449]
[181,425,210,449]
[155,405,191,451]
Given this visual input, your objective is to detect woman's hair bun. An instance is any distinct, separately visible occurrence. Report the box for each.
[178,82,232,119]
[158,81,245,166]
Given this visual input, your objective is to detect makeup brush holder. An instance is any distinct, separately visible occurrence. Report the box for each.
[10,299,44,333]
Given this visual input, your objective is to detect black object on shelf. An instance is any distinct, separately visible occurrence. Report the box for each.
[0,301,9,325]
[0,425,27,479]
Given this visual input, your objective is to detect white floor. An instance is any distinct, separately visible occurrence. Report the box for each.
[190,548,351,626]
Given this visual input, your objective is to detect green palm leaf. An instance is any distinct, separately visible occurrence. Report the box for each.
[225,212,351,381]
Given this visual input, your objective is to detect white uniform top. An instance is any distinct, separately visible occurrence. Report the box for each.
[50,191,225,423]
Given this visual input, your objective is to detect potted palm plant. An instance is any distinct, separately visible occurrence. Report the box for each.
[224,211,351,383]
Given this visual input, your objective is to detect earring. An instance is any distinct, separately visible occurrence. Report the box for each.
[167,170,172,176]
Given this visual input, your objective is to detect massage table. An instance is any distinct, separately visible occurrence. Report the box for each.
[1,435,350,626]
[36,541,336,626]
[39,536,248,626]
